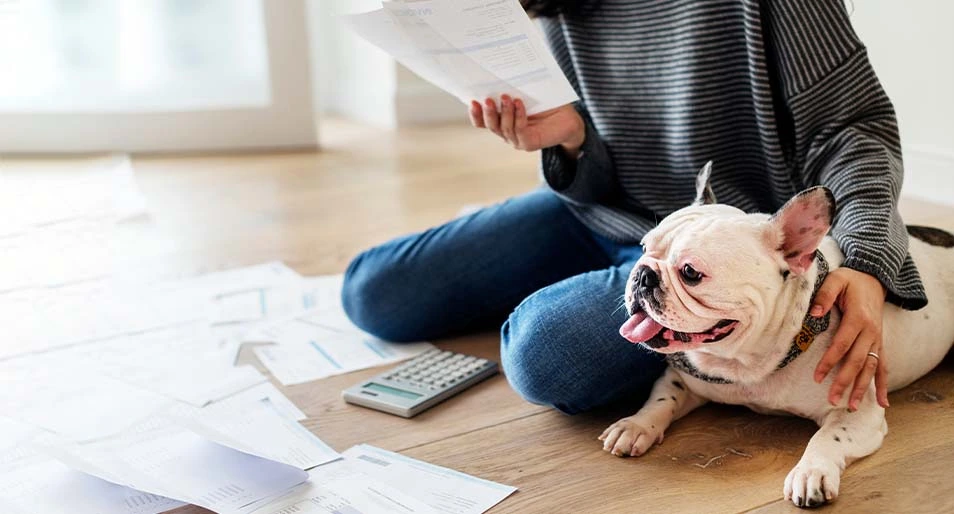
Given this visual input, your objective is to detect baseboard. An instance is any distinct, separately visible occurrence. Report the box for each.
[902,145,954,206]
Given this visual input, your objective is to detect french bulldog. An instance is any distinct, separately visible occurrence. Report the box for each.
[602,162,954,508]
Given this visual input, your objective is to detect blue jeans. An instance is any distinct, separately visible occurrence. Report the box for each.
[341,188,666,414]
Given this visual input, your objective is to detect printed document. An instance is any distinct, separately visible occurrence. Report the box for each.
[248,462,438,514]
[253,317,433,386]
[342,0,578,114]
[342,444,517,514]
[38,418,309,514]
[0,445,183,514]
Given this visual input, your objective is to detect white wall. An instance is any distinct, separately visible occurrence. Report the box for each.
[309,0,461,129]
[310,0,397,128]
[850,1,954,205]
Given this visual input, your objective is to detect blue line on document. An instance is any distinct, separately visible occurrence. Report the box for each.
[363,339,392,359]
[426,34,529,54]
[309,340,342,369]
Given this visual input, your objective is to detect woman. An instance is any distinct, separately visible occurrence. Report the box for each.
[341,0,926,415]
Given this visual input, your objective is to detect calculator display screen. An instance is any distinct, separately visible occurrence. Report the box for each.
[365,382,423,399]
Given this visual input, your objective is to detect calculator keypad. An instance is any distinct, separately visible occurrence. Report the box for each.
[383,349,491,391]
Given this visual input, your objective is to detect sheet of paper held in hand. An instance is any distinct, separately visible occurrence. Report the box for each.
[341,0,579,114]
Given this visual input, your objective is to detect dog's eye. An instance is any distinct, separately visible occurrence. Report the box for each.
[680,263,704,284]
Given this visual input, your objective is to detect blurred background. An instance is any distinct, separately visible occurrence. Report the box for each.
[0,0,950,202]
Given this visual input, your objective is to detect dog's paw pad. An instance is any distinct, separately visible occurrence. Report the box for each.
[784,459,840,508]
[599,417,662,458]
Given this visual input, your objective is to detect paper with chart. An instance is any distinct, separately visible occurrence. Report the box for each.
[252,314,434,386]
[340,445,516,514]
[247,462,438,514]
[341,0,578,114]
[164,389,339,470]
[87,324,267,407]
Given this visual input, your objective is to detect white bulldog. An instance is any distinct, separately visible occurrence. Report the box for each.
[602,162,954,508]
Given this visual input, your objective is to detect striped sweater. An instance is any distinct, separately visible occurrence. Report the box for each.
[537,0,926,309]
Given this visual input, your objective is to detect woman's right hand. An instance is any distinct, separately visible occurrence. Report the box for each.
[469,96,585,156]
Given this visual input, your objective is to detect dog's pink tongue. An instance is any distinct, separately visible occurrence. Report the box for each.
[619,312,664,343]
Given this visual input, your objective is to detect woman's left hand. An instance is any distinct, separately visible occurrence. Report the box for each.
[809,267,889,410]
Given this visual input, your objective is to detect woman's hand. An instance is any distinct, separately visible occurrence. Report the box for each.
[811,267,890,411]
[469,96,585,155]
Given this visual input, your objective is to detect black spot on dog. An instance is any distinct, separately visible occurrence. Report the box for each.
[841,426,847,431]
[834,435,841,442]
[670,396,677,401]
[907,225,954,247]
[782,270,791,281]
[672,381,685,390]
[656,398,666,402]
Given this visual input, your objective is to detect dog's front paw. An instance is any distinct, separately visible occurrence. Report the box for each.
[598,416,663,457]
[784,457,841,508]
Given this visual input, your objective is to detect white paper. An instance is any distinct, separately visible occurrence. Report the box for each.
[226,382,308,422]
[0,280,206,360]
[0,154,147,236]
[341,0,578,114]
[165,391,338,470]
[0,356,174,441]
[0,218,116,292]
[38,419,309,514]
[253,318,433,385]
[247,462,438,514]
[0,446,184,514]
[342,444,517,514]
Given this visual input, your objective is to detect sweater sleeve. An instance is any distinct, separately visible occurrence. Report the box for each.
[764,0,926,309]
[540,101,620,205]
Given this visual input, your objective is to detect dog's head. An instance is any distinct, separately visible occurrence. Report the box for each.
[619,162,835,359]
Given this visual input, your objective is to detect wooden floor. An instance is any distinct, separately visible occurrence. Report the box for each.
[14,119,954,513]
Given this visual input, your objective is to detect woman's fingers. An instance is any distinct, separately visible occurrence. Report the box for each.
[469,100,485,128]
[875,350,890,408]
[483,98,501,136]
[499,95,515,144]
[513,98,529,150]
[846,337,880,410]
[474,96,530,149]
[830,327,876,409]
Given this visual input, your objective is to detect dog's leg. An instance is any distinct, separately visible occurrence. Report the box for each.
[599,367,707,457]
[783,394,887,508]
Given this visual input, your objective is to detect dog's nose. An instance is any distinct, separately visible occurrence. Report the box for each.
[636,265,659,292]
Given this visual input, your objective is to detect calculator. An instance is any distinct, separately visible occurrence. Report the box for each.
[342,349,499,418]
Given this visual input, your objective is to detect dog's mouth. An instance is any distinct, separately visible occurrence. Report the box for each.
[619,308,738,350]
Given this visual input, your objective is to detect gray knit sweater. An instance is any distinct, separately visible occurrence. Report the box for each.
[537,0,926,309]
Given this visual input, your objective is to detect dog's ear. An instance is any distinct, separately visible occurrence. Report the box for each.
[693,161,717,205]
[766,187,836,274]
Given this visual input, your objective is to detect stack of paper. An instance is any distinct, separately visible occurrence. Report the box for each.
[0,155,512,513]
[342,0,578,114]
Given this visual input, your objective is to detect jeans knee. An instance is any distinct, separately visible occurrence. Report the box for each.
[341,250,418,342]
[500,307,583,415]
